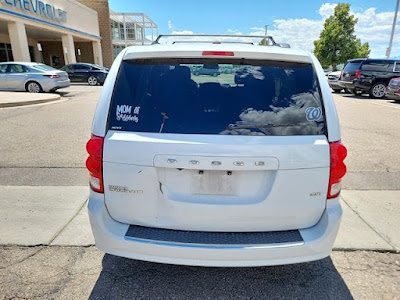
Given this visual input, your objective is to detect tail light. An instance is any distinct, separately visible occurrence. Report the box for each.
[328,141,347,199]
[44,74,61,79]
[202,51,234,56]
[355,70,361,79]
[86,134,104,193]
[339,69,343,79]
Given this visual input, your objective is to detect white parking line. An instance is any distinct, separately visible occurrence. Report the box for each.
[369,101,400,110]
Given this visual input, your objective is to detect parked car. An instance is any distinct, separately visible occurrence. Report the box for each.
[327,70,344,92]
[61,63,109,86]
[386,77,400,101]
[193,64,220,76]
[86,35,347,267]
[339,58,400,98]
[0,62,70,93]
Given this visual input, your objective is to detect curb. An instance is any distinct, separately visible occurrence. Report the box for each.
[0,94,61,108]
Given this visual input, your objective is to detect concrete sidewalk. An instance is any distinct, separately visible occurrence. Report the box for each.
[0,186,398,251]
[0,91,61,108]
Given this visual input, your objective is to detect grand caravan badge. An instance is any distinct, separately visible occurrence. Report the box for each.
[109,185,143,194]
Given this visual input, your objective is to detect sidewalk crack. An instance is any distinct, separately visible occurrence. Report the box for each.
[48,198,88,245]
[341,195,396,250]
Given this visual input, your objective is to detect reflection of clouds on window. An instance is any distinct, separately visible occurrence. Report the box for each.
[236,66,265,81]
[219,128,266,136]
[221,91,325,136]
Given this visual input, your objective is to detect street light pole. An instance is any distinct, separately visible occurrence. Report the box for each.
[387,0,399,58]
[264,25,268,46]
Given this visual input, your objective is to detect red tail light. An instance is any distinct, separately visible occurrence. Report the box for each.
[86,134,104,193]
[44,74,61,79]
[202,51,234,56]
[355,70,361,79]
[340,69,343,79]
[328,141,347,199]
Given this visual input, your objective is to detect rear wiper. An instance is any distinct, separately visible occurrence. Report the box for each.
[227,123,310,130]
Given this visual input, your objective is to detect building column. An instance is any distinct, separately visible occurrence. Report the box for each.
[7,22,31,62]
[92,40,103,66]
[61,34,76,65]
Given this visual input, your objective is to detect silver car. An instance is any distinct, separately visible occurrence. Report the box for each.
[0,62,70,93]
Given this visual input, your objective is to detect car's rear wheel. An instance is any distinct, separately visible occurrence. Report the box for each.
[88,76,98,86]
[333,89,342,93]
[369,82,387,99]
[25,81,42,93]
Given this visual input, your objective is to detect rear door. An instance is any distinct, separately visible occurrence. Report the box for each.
[0,64,7,89]
[73,64,91,82]
[5,64,29,90]
[102,57,330,232]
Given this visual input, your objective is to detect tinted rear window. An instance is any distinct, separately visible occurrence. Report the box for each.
[343,61,362,73]
[108,58,325,136]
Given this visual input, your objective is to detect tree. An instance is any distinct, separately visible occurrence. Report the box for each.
[314,3,370,70]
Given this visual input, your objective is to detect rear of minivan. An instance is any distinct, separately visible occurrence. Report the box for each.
[87,44,346,267]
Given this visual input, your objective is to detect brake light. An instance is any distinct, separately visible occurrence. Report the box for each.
[328,141,347,199]
[44,74,61,79]
[86,134,104,193]
[340,69,343,79]
[202,51,234,56]
[355,70,361,79]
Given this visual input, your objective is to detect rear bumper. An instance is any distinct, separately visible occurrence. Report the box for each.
[43,79,70,92]
[386,93,400,100]
[328,80,342,90]
[88,192,342,267]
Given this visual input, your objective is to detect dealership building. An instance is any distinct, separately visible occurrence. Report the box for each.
[0,0,158,68]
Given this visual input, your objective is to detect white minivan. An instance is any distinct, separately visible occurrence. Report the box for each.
[87,35,347,267]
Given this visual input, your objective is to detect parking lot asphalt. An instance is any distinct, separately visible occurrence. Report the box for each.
[0,86,399,299]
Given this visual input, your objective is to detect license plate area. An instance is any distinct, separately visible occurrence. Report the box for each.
[157,167,277,205]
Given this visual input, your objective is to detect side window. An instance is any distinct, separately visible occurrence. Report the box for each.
[0,64,7,73]
[7,64,27,73]
[76,65,90,70]
[394,62,400,73]
[361,60,389,72]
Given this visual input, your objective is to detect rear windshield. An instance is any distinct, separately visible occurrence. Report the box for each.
[343,61,363,73]
[108,58,325,136]
[32,64,57,72]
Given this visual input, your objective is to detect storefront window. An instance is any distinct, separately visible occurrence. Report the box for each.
[0,43,14,62]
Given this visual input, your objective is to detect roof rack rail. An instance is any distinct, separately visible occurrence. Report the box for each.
[153,34,284,47]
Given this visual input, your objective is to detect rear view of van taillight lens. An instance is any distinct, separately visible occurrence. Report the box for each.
[328,141,347,199]
[86,135,104,193]
[355,70,361,79]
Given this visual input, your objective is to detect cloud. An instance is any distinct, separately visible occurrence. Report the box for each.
[164,3,400,58]
[318,3,337,19]
[171,30,194,35]
[248,3,400,58]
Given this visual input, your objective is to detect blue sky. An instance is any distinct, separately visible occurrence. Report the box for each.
[109,0,399,58]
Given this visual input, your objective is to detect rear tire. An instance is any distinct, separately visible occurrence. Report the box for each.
[369,82,387,99]
[333,89,342,93]
[25,81,42,93]
[88,76,98,86]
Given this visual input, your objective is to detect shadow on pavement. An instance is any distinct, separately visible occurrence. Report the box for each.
[89,254,353,300]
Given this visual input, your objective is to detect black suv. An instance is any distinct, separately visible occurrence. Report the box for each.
[339,58,400,98]
[61,63,109,86]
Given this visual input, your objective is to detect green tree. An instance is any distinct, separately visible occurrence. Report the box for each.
[314,3,370,70]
